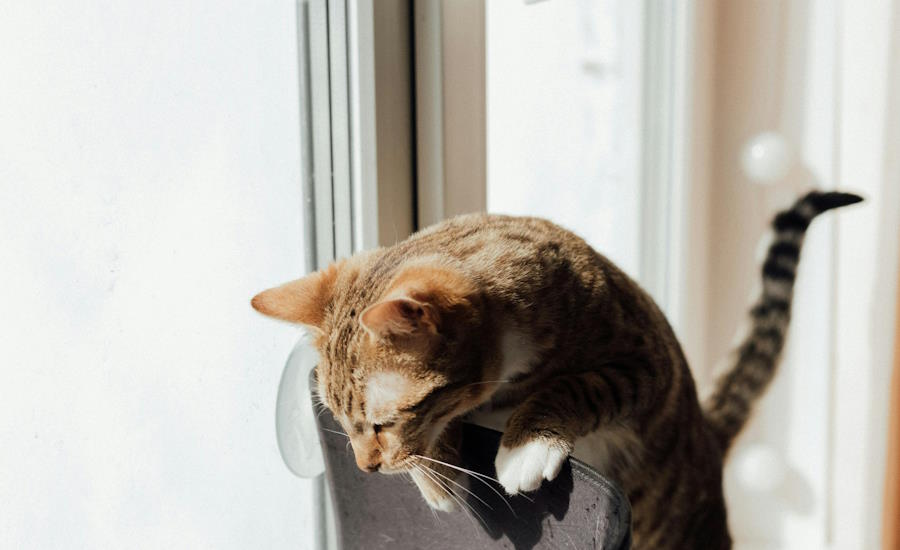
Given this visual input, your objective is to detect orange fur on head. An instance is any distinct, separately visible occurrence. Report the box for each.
[252,254,492,486]
[360,263,476,342]
[387,263,477,311]
[360,297,438,340]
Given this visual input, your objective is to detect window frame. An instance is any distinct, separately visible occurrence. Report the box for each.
[298,1,417,548]
[413,0,487,227]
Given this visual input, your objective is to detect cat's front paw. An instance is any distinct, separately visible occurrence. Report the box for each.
[495,439,568,495]
[410,466,459,512]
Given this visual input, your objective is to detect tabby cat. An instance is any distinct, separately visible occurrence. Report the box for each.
[252,190,861,549]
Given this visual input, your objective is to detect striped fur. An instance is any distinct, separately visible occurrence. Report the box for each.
[252,190,860,549]
[704,191,863,453]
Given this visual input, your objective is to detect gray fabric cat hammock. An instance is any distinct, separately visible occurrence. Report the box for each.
[310,371,632,550]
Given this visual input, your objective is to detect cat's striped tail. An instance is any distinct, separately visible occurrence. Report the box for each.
[704,190,863,454]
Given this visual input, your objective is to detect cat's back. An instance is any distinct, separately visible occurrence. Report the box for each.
[402,213,611,286]
[410,212,587,252]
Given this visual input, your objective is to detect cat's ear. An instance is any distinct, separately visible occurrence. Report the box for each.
[251,262,341,332]
[359,296,438,340]
[360,264,476,342]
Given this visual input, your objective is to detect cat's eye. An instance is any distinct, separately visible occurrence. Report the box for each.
[373,421,395,433]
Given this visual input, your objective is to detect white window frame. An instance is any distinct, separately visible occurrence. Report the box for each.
[638,0,697,343]
[303,0,416,263]
[298,1,418,548]
[413,0,487,227]
[351,0,416,251]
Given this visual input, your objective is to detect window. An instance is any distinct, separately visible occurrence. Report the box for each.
[7,2,891,549]
[487,0,644,279]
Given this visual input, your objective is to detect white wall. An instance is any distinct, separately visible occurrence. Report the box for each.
[0,2,314,548]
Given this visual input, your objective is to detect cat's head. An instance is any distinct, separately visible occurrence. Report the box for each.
[252,259,495,474]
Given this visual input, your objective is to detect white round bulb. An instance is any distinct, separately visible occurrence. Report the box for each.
[740,131,793,184]
[733,444,786,493]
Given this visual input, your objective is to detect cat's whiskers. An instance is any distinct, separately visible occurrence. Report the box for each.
[412,454,498,483]
[410,470,441,524]
[411,464,456,514]
[419,463,489,529]
[311,390,326,407]
[320,427,350,438]
[413,454,528,509]
[412,463,487,530]
[413,458,494,511]
[311,397,330,418]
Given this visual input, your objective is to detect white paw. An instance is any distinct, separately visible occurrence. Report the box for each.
[411,467,459,512]
[424,491,458,512]
[495,439,567,495]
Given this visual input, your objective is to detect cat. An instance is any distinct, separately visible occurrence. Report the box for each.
[252,190,861,549]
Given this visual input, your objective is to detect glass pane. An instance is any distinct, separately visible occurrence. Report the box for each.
[487,0,643,279]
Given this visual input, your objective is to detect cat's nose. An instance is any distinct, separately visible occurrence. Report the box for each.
[356,458,380,473]
[354,450,381,473]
